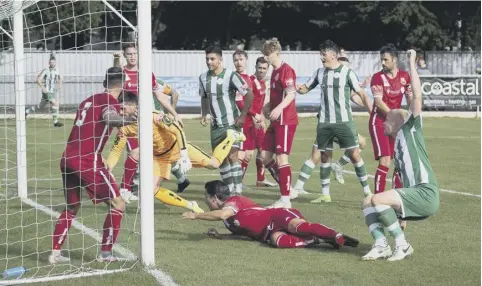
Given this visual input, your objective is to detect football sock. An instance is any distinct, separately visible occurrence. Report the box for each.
[392,168,403,189]
[295,222,338,239]
[320,162,331,196]
[51,106,59,123]
[374,204,406,245]
[337,153,351,167]
[231,160,243,193]
[101,208,123,252]
[374,164,389,194]
[219,161,234,192]
[274,233,315,248]
[171,162,186,184]
[255,154,265,182]
[121,155,138,192]
[363,206,386,244]
[278,164,291,197]
[52,210,76,250]
[294,159,315,189]
[265,159,280,184]
[354,159,371,196]
[240,159,249,179]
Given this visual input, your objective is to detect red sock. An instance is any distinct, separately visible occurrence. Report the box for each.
[101,209,124,252]
[278,164,291,196]
[52,210,76,250]
[274,233,316,248]
[121,156,138,192]
[256,157,265,182]
[392,168,403,189]
[295,222,338,240]
[240,159,249,179]
[374,164,389,194]
[265,159,280,183]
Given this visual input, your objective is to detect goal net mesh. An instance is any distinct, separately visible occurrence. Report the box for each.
[0,1,142,284]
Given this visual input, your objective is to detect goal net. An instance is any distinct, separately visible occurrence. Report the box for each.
[0,1,145,284]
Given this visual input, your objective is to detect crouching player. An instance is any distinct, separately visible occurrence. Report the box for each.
[106,92,246,213]
[182,180,359,249]
[361,50,439,262]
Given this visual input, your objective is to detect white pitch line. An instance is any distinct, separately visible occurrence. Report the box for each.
[21,198,178,286]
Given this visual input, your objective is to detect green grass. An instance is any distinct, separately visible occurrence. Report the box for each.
[0,116,480,286]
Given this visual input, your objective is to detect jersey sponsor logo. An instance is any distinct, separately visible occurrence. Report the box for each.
[217,78,224,85]
[400,78,407,86]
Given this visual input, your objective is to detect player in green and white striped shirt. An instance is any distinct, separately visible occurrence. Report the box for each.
[199,46,254,194]
[26,55,63,127]
[361,49,439,262]
[296,40,372,202]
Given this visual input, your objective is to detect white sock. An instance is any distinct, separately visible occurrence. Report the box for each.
[395,233,407,246]
[280,196,290,203]
[294,180,304,189]
[322,187,330,196]
[375,237,388,247]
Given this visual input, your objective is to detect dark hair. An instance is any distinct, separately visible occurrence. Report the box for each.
[205,180,231,201]
[205,45,223,57]
[255,56,268,66]
[232,49,248,59]
[379,44,398,58]
[103,67,124,88]
[319,40,339,54]
[118,91,138,105]
[122,43,137,52]
[338,56,350,63]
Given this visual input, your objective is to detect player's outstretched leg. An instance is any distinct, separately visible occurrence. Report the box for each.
[50,206,77,264]
[347,148,371,197]
[270,232,316,248]
[154,187,204,213]
[361,196,392,260]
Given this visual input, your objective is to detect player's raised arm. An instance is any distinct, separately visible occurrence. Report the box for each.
[113,52,123,67]
[297,69,320,95]
[407,49,422,117]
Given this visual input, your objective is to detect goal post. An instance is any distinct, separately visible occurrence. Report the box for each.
[0,0,156,284]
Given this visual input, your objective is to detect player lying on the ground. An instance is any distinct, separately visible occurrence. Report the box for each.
[361,49,439,262]
[26,54,63,127]
[105,92,246,212]
[182,180,360,249]
[293,56,370,199]
[50,67,137,264]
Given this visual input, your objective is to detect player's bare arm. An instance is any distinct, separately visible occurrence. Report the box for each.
[102,110,137,128]
[37,69,47,93]
[182,208,235,221]
[58,74,62,90]
[236,89,254,127]
[296,84,310,94]
[407,49,422,116]
[205,228,253,241]
[113,52,123,67]
[153,89,184,127]
[270,89,295,121]
[353,89,373,114]
[170,89,180,109]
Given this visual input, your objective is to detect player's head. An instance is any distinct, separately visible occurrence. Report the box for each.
[262,37,281,65]
[204,180,232,210]
[233,49,248,74]
[205,46,223,72]
[379,44,398,72]
[103,66,125,90]
[319,40,340,67]
[118,91,138,116]
[338,57,350,67]
[123,43,138,67]
[384,109,409,137]
[255,57,269,80]
[49,55,56,68]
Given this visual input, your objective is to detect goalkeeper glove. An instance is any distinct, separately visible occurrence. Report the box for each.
[178,148,192,175]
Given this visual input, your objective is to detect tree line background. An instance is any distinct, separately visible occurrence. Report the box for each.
[1,1,481,52]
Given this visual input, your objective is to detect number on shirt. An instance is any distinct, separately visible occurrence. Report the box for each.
[75,102,92,126]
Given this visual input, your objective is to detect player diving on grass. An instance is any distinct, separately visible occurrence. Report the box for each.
[294,40,372,203]
[199,46,254,195]
[232,50,276,188]
[361,49,439,262]
[293,56,371,198]
[112,44,183,203]
[105,91,246,213]
[50,67,137,264]
[182,180,359,250]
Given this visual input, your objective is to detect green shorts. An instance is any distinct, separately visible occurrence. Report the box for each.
[395,183,439,220]
[316,122,359,152]
[41,92,55,102]
[210,124,241,151]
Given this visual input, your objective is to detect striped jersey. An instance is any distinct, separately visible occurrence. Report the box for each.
[199,68,249,128]
[305,65,361,124]
[394,114,438,188]
[39,68,60,93]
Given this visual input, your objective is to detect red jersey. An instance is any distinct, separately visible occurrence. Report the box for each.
[370,70,412,125]
[63,93,120,160]
[249,75,267,116]
[222,196,272,241]
[269,62,298,126]
[123,67,159,95]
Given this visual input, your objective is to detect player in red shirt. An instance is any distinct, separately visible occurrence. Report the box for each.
[49,67,137,264]
[232,51,277,188]
[259,38,298,208]
[369,44,412,195]
[182,180,359,249]
[113,43,183,203]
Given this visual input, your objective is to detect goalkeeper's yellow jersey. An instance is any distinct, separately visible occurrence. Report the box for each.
[105,111,187,170]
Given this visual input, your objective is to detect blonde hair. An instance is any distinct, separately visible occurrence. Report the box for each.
[262,37,281,56]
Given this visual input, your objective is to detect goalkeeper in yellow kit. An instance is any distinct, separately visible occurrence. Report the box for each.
[106,91,246,213]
